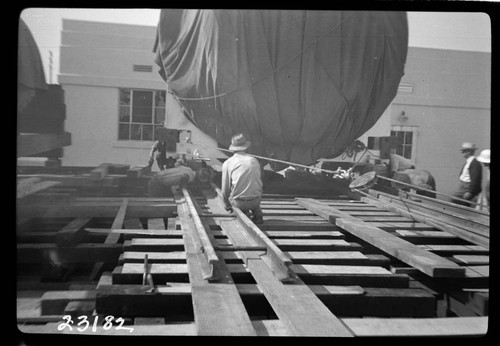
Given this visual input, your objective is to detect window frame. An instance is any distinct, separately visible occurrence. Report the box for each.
[390,125,418,164]
[118,88,166,141]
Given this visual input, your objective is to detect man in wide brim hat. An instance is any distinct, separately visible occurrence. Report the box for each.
[460,142,478,152]
[221,133,264,224]
[453,142,482,207]
[229,133,252,151]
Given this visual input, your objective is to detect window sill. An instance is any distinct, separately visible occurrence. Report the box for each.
[112,140,153,149]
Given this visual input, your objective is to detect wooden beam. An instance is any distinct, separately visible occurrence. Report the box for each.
[362,196,489,249]
[17,178,60,199]
[297,198,466,278]
[246,259,353,336]
[180,188,219,280]
[127,165,151,179]
[90,163,110,180]
[56,217,92,246]
[172,187,256,336]
[41,290,95,315]
[341,316,488,337]
[203,190,352,336]
[17,132,71,157]
[17,243,123,263]
[366,192,489,236]
[207,186,297,283]
[89,199,128,280]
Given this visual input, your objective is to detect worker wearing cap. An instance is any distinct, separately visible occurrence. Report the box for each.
[221,133,264,224]
[453,142,482,207]
[476,149,490,209]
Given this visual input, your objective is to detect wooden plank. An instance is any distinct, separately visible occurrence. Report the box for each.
[89,199,128,280]
[287,251,366,260]
[342,317,488,337]
[337,218,466,278]
[17,178,60,199]
[94,283,435,320]
[257,220,336,231]
[17,132,71,156]
[17,243,123,263]
[19,322,196,335]
[167,218,177,230]
[17,204,175,218]
[292,265,393,276]
[90,163,110,180]
[148,218,166,230]
[466,265,489,277]
[204,188,352,336]
[121,251,186,264]
[252,319,290,336]
[246,258,353,337]
[110,228,183,239]
[207,187,297,282]
[297,198,466,278]
[264,230,344,238]
[397,189,490,219]
[41,290,95,315]
[395,229,468,245]
[124,238,184,251]
[127,165,151,179]
[378,194,489,235]
[56,217,92,246]
[134,317,166,325]
[421,245,489,255]
[64,301,95,317]
[124,218,143,230]
[173,187,256,336]
[181,187,219,280]
[453,255,489,265]
[355,216,416,222]
[261,209,316,216]
[272,239,353,251]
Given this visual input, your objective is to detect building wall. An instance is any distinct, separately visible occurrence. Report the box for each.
[59,19,222,169]
[59,20,490,196]
[330,47,490,198]
[389,47,491,197]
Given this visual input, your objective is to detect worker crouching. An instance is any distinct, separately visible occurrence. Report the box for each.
[221,133,264,224]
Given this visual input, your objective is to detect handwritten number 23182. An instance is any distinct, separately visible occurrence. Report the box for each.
[58,315,134,333]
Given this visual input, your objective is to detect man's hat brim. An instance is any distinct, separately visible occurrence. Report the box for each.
[229,141,251,151]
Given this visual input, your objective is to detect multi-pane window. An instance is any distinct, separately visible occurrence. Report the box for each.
[118,89,166,141]
[390,126,417,160]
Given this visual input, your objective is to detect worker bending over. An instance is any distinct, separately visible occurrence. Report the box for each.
[221,133,264,224]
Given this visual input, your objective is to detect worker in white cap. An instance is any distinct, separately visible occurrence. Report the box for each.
[476,149,490,209]
[452,142,482,207]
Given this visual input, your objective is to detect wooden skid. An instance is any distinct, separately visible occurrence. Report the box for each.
[16,174,490,336]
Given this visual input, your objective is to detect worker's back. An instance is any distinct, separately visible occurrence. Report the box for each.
[222,153,263,199]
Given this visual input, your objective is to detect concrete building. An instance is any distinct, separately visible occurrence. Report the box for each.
[58,19,490,197]
[58,19,223,170]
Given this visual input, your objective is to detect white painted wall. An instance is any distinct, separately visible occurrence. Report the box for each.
[59,19,224,169]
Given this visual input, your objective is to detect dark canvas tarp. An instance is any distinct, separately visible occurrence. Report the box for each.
[18,18,47,113]
[154,10,408,165]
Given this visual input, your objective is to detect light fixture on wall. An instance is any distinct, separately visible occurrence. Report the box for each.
[398,111,408,122]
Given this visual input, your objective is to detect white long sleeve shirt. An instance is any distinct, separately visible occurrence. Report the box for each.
[221,152,263,201]
[459,156,475,183]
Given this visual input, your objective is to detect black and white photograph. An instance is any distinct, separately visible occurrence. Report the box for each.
[16,6,492,340]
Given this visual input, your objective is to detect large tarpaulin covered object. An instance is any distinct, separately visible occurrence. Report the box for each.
[154,10,408,165]
[18,18,48,114]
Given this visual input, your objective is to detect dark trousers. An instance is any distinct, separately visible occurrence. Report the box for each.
[452,181,478,207]
[230,196,263,218]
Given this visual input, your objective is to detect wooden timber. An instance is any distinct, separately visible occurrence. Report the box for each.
[16,171,489,336]
[17,132,71,157]
[297,198,466,278]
